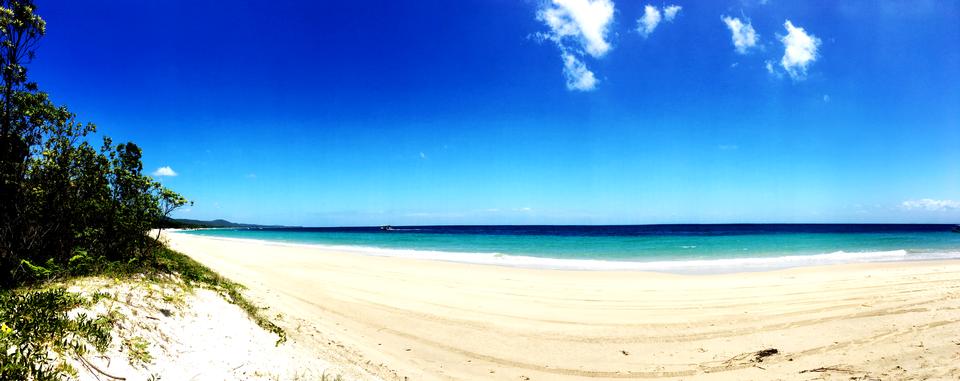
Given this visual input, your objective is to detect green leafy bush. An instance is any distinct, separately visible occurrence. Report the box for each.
[0,288,111,381]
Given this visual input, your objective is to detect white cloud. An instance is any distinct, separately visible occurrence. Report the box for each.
[538,0,615,58]
[764,60,786,79]
[823,94,830,102]
[537,0,613,91]
[562,52,598,91]
[152,166,177,177]
[663,5,682,21]
[779,20,821,80]
[419,151,427,159]
[902,199,960,211]
[721,16,758,54]
[637,5,661,37]
[718,144,739,151]
[637,4,680,38]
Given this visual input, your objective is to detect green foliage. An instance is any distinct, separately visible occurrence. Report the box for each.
[122,336,152,367]
[0,288,111,381]
[17,258,50,279]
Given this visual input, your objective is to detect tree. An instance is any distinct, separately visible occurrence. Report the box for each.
[0,0,187,286]
[0,0,46,285]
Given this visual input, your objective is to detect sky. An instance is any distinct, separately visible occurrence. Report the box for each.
[28,0,960,226]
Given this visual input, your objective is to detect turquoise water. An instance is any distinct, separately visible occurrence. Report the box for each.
[178,225,960,272]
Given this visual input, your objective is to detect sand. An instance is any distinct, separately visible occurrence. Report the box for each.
[63,276,345,381]
[163,231,960,380]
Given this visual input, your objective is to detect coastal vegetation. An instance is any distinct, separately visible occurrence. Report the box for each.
[0,0,187,287]
[0,1,284,379]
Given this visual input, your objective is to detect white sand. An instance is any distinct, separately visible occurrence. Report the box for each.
[165,231,960,380]
[65,276,351,381]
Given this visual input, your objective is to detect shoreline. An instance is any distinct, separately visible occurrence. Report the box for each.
[167,230,960,275]
[164,231,960,380]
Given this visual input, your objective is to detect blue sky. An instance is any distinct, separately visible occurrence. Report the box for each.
[29,0,960,226]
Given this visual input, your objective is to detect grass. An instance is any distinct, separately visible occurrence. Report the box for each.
[123,336,153,366]
[79,245,288,344]
[148,246,287,344]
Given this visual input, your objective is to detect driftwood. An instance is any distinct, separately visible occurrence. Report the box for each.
[722,347,780,367]
[753,348,778,362]
[799,366,853,374]
[77,353,127,380]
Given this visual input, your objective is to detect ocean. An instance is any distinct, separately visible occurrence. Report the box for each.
[178,224,960,273]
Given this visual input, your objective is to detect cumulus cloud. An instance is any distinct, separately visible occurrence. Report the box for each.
[637,5,660,37]
[902,199,960,211]
[562,53,598,91]
[637,4,680,38]
[721,16,758,54]
[152,166,177,177]
[663,5,682,21]
[538,0,615,57]
[779,20,820,80]
[537,0,614,91]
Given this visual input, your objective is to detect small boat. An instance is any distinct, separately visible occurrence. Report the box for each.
[380,225,394,231]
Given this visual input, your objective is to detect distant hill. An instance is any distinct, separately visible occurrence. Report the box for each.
[159,218,286,229]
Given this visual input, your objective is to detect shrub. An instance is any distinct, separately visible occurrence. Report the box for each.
[0,288,111,380]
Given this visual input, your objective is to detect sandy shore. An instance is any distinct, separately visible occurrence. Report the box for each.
[163,232,960,380]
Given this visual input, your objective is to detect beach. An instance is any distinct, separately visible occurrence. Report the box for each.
[163,231,960,380]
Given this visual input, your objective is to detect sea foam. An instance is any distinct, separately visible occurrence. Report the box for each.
[170,232,960,274]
